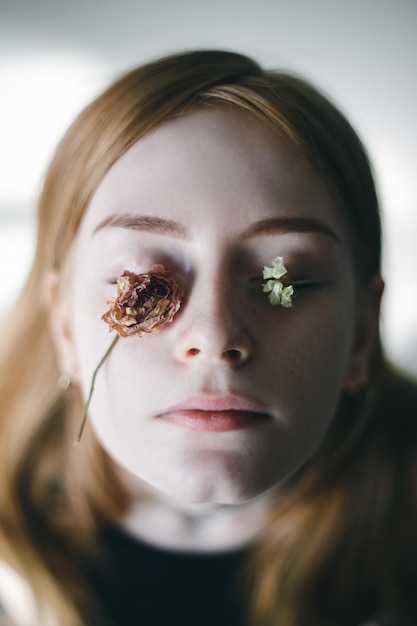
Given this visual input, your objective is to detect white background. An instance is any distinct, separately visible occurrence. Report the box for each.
[0,0,416,376]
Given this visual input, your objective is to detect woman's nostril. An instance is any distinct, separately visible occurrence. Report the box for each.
[176,316,252,365]
[226,349,242,361]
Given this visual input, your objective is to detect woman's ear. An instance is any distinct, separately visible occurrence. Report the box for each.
[42,270,80,383]
[343,274,384,391]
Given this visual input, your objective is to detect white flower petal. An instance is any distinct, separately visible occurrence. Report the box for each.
[262,280,274,292]
[281,285,294,308]
[263,267,275,280]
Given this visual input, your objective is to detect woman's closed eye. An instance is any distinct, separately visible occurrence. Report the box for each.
[291,279,323,290]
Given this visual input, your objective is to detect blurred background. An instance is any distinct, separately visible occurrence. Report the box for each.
[0,0,416,376]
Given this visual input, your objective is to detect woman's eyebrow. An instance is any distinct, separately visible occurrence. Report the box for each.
[93,213,339,243]
[240,217,340,242]
[93,214,189,239]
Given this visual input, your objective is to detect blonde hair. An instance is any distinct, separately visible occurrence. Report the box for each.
[0,50,416,625]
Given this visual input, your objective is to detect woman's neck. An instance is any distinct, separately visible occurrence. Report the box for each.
[119,486,275,552]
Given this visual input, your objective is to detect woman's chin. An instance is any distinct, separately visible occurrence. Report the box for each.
[134,462,278,507]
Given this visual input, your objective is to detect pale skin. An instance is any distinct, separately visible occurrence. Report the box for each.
[49,107,383,551]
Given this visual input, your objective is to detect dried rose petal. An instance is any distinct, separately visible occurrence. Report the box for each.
[102,266,184,337]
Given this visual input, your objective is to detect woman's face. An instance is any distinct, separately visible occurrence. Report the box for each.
[60,107,377,504]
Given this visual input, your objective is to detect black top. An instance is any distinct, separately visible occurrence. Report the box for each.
[88,524,249,626]
[83,524,417,626]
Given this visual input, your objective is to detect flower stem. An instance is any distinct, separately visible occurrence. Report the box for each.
[74,334,119,445]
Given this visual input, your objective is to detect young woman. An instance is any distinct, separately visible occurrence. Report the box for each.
[0,49,416,626]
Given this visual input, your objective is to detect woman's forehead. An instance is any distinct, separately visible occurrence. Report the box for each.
[83,107,345,236]
[69,106,348,264]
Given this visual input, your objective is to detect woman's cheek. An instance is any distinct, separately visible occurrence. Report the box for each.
[261,293,356,389]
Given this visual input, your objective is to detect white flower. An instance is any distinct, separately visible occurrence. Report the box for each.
[262,256,287,281]
[280,285,294,308]
[262,257,294,307]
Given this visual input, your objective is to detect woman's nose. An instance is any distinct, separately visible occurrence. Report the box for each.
[173,276,253,367]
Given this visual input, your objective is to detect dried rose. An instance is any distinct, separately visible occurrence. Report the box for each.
[102,266,184,337]
[74,266,184,444]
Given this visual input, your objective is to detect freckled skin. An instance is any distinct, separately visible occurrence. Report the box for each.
[64,108,371,505]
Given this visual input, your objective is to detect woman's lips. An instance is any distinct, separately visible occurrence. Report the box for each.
[158,395,270,432]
